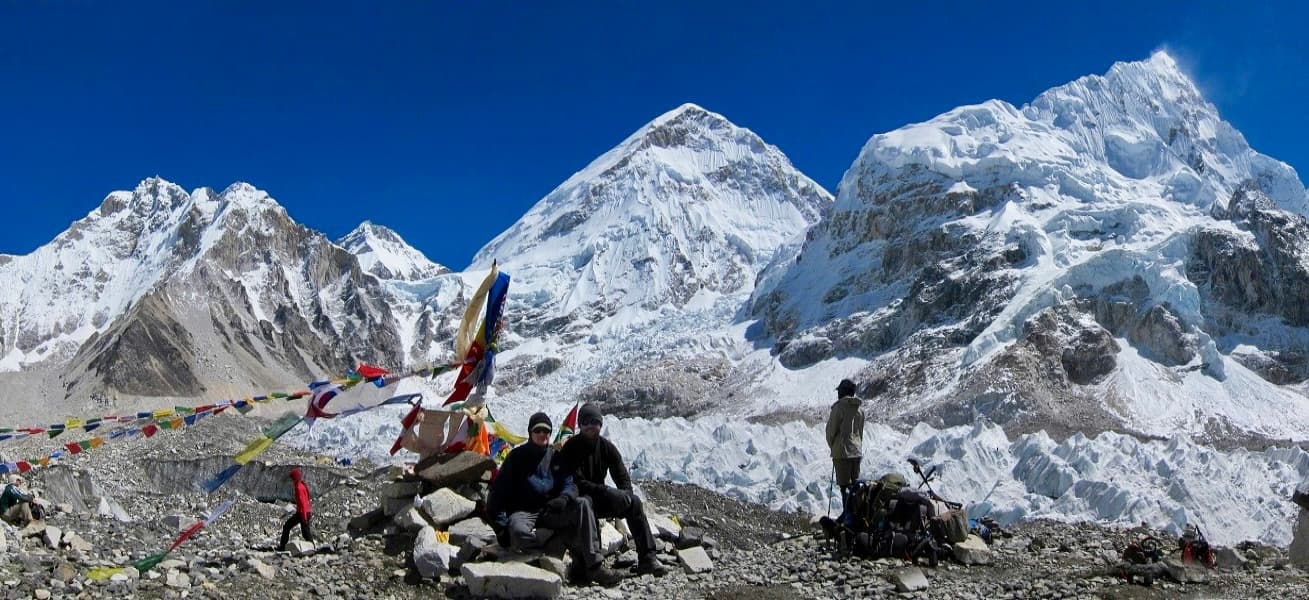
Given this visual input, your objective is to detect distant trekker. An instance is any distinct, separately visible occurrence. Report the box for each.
[279,468,315,551]
[0,476,37,527]
[826,378,866,511]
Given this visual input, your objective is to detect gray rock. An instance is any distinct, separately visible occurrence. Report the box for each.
[415,451,494,488]
[381,494,415,517]
[347,508,387,536]
[413,526,458,579]
[394,507,428,532]
[161,514,187,533]
[647,513,682,541]
[287,539,316,557]
[165,570,190,589]
[952,534,994,565]
[1215,546,1249,570]
[379,480,424,500]
[461,561,562,599]
[1163,557,1209,583]
[419,488,476,526]
[449,517,496,545]
[536,555,569,580]
[891,567,929,592]
[677,546,713,573]
[96,496,132,522]
[42,526,62,549]
[61,530,92,553]
[600,521,626,556]
[244,558,276,580]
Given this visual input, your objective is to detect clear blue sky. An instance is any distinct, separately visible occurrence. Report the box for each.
[2,1,1305,268]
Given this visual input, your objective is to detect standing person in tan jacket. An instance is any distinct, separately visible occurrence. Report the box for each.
[826,378,865,512]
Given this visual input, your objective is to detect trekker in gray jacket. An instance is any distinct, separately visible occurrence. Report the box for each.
[826,378,865,508]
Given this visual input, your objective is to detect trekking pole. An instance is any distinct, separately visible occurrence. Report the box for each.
[827,464,836,517]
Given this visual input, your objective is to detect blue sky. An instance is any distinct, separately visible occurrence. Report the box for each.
[1,1,1305,268]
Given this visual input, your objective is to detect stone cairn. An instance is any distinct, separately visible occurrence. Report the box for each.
[347,450,715,599]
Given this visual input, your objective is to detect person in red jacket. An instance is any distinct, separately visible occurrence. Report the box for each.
[279,468,315,551]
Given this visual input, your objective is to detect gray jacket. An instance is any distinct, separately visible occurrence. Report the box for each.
[825,395,865,459]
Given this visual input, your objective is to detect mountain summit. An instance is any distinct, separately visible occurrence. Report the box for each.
[750,51,1309,441]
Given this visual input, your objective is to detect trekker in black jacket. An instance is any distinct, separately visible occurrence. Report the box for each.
[487,411,622,587]
[559,403,669,577]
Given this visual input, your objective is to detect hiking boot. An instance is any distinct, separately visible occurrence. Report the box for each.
[632,555,669,577]
[585,563,624,587]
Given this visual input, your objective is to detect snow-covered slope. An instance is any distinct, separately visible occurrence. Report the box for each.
[338,221,448,281]
[0,179,410,413]
[292,375,1309,547]
[750,51,1309,442]
[464,103,832,415]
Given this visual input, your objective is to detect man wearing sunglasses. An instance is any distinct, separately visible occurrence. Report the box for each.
[487,411,623,586]
[559,403,669,577]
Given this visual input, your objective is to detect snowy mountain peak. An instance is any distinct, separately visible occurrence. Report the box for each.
[470,103,831,320]
[753,52,1309,443]
[337,221,447,281]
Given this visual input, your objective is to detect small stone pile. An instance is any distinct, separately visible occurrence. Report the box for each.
[347,450,718,598]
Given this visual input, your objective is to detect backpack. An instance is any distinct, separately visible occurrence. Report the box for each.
[869,473,908,529]
[930,508,969,544]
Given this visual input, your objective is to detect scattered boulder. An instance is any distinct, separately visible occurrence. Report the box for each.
[42,526,62,549]
[347,508,387,536]
[600,521,626,556]
[449,517,497,545]
[677,546,713,573]
[415,452,494,488]
[287,539,316,557]
[1163,557,1209,584]
[161,514,188,533]
[647,513,681,541]
[394,507,427,532]
[243,558,276,580]
[536,555,569,580]
[952,534,994,565]
[461,561,562,599]
[96,496,132,522]
[892,566,929,592]
[1215,546,1249,570]
[676,526,706,549]
[413,526,458,579]
[419,488,476,526]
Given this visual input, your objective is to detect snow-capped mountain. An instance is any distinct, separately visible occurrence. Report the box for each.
[0,179,407,416]
[466,103,831,415]
[337,221,448,281]
[0,103,832,420]
[750,51,1309,442]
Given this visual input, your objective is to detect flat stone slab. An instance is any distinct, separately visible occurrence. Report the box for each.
[677,546,713,574]
[892,566,929,592]
[461,561,562,599]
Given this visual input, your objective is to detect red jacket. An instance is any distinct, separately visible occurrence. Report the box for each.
[290,469,311,520]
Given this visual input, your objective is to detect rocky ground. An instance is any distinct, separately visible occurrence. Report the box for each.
[1,412,1308,599]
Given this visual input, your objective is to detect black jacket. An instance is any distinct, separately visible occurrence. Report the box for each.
[486,443,577,524]
[558,434,631,495]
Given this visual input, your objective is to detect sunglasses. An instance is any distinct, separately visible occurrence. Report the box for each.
[579,418,602,427]
[531,426,552,434]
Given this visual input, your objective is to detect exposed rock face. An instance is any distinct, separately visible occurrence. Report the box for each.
[1189,187,1309,383]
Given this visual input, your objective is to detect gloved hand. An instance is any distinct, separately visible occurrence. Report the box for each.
[545,496,569,513]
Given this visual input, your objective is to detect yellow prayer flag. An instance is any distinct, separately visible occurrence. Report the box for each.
[65,418,83,430]
[152,409,174,419]
[491,422,526,446]
[87,567,124,582]
[234,437,274,465]
[436,531,451,544]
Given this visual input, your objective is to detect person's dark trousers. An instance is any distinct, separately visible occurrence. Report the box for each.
[589,487,658,558]
[534,496,603,568]
[279,513,315,550]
